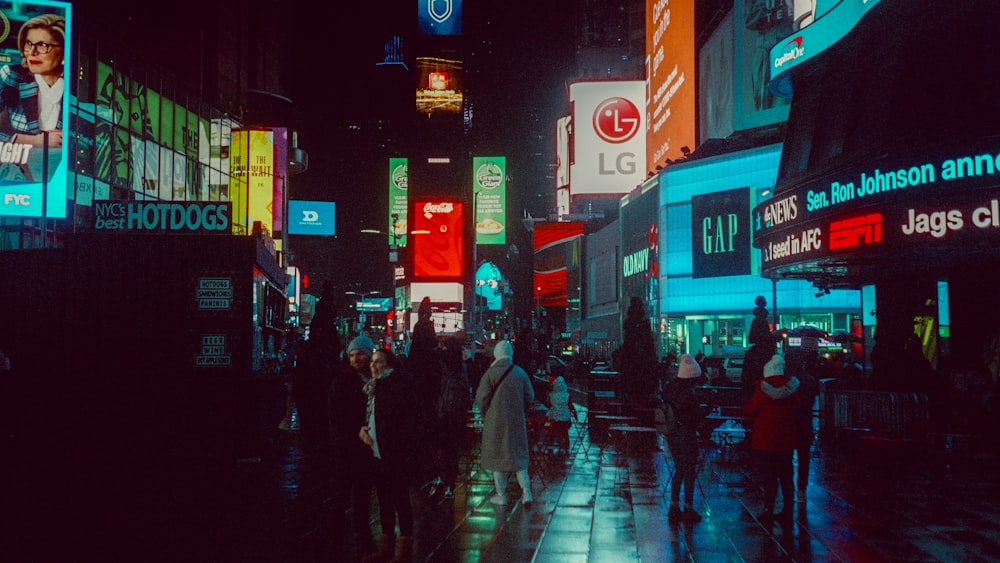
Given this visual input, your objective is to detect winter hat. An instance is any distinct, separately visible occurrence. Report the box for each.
[493,340,514,361]
[763,354,785,378]
[676,354,702,379]
[347,335,375,357]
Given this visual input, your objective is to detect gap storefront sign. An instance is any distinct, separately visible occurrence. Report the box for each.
[93,201,232,234]
[691,188,751,278]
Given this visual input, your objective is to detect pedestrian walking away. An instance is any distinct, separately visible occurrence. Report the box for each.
[475,340,536,507]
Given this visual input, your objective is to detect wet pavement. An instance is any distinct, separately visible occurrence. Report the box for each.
[11,399,1000,562]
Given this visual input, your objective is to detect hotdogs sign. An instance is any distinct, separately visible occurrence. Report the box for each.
[93,201,232,234]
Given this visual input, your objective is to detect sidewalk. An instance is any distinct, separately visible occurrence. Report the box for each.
[220,403,1000,562]
[14,399,1000,562]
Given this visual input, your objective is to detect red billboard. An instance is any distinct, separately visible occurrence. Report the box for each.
[412,200,463,279]
[533,222,584,307]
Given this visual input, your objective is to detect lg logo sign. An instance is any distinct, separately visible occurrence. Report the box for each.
[593,97,640,143]
[4,193,29,206]
[593,97,640,176]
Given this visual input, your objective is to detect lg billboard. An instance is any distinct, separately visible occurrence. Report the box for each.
[569,81,646,195]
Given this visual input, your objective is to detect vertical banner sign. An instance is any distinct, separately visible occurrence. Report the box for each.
[229,130,276,236]
[413,200,463,279]
[0,1,73,219]
[473,156,506,245]
[569,81,646,195]
[645,0,696,169]
[272,127,288,234]
[389,157,408,246]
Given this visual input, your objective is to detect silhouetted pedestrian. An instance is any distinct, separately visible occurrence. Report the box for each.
[663,354,711,523]
[745,354,800,525]
[328,334,377,557]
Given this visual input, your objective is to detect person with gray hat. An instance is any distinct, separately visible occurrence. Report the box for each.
[327,334,378,557]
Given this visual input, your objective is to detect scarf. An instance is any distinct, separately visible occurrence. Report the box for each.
[364,367,393,423]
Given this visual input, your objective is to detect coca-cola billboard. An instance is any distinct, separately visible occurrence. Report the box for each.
[412,200,463,279]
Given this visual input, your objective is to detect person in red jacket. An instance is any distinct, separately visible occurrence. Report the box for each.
[744,353,800,524]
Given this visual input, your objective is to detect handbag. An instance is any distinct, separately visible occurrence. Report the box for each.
[481,365,514,416]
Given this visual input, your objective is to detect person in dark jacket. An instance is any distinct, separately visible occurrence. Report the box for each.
[744,354,800,525]
[328,335,377,557]
[663,354,711,523]
[359,348,421,563]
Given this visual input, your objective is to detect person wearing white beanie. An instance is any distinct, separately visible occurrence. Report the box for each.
[475,339,536,507]
[744,353,801,525]
[662,353,710,523]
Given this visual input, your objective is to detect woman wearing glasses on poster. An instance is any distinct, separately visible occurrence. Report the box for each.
[0,13,65,181]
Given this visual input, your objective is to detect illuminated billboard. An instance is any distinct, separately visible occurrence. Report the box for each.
[644,0,696,169]
[416,57,463,117]
[473,156,506,245]
[698,10,735,144]
[533,222,584,307]
[287,200,335,236]
[569,81,645,195]
[409,282,465,334]
[753,140,1000,274]
[418,0,462,35]
[229,129,286,236]
[556,115,570,189]
[733,0,792,130]
[388,157,408,246]
[0,1,72,219]
[92,61,211,204]
[412,199,463,280]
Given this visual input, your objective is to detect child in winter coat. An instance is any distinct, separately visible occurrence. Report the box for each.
[546,374,577,453]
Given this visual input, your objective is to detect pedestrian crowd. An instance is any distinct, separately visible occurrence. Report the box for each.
[282,290,828,561]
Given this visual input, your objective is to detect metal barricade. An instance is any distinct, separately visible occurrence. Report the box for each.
[821,387,930,440]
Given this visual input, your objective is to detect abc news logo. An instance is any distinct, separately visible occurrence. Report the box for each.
[4,193,30,206]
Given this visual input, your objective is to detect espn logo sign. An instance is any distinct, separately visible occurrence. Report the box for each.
[830,213,882,250]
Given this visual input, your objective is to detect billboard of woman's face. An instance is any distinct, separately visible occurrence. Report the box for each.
[474,261,503,311]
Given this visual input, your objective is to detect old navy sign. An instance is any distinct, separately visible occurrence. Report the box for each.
[94,201,232,234]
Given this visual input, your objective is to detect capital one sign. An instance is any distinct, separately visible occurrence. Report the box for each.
[570,81,646,195]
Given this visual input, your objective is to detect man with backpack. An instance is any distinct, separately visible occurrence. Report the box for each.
[659,354,711,523]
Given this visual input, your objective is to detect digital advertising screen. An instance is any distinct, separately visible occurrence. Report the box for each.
[229,129,285,236]
[569,81,646,195]
[620,186,659,303]
[416,57,463,117]
[533,221,584,307]
[287,200,335,236]
[752,139,1000,273]
[418,0,462,35]
[389,157,408,246]
[473,156,506,245]
[412,200,463,279]
[644,0,695,170]
[733,0,792,131]
[0,0,72,219]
